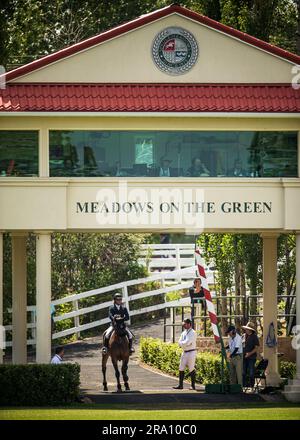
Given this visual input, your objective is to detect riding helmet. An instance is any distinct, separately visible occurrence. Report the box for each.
[113,292,123,300]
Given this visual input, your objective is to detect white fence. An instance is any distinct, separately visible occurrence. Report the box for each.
[139,243,195,272]
[4,266,195,346]
[139,243,215,284]
[4,244,216,347]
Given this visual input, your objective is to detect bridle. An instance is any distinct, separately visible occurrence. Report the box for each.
[113,316,127,337]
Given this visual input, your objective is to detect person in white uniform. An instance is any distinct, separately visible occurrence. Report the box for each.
[173,318,197,390]
[225,325,243,385]
[51,346,64,364]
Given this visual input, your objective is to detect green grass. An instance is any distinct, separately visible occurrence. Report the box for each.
[1,403,300,420]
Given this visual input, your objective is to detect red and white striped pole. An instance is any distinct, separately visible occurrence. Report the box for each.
[195,248,221,343]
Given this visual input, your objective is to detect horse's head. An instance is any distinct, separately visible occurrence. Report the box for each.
[113,316,127,336]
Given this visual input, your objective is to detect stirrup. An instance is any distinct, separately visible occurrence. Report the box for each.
[102,346,108,354]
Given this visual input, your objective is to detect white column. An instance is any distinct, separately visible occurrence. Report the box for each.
[39,128,49,177]
[12,232,28,364]
[0,232,3,364]
[36,232,52,363]
[284,233,300,402]
[298,131,300,180]
[295,234,300,380]
[262,233,280,386]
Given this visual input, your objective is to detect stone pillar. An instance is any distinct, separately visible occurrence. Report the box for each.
[36,232,52,363]
[12,232,28,364]
[262,233,280,386]
[0,232,3,364]
[284,233,300,402]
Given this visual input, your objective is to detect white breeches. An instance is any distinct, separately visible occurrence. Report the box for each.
[179,350,197,371]
[104,325,133,339]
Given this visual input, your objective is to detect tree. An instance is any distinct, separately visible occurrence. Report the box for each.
[198,233,235,333]
[2,232,149,325]
[0,0,298,69]
[240,234,262,323]
[295,0,300,54]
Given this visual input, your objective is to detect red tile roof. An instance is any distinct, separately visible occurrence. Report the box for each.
[2,4,300,83]
[0,83,299,113]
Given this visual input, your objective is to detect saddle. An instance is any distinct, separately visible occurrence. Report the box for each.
[104,316,127,342]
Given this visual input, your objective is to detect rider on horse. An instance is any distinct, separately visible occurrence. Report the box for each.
[102,292,135,355]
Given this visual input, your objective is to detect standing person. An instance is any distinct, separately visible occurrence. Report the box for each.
[173,318,197,390]
[242,321,260,388]
[225,325,243,386]
[102,292,135,355]
[51,346,64,364]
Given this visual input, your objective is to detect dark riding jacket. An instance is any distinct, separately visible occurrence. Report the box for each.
[109,304,130,323]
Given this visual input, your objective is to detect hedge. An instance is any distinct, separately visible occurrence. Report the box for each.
[140,337,228,384]
[0,363,80,406]
[140,337,296,384]
[279,361,296,380]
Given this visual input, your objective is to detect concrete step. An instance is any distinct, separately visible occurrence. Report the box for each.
[287,378,300,386]
[283,378,300,402]
[283,391,300,403]
[284,385,300,392]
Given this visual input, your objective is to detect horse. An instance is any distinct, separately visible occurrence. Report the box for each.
[102,316,130,392]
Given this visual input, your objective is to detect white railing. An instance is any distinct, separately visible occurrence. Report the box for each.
[4,266,195,346]
[139,243,215,284]
[139,243,195,271]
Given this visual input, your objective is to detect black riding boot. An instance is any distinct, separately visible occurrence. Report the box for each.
[173,371,184,389]
[102,337,109,354]
[189,370,196,390]
[129,338,135,354]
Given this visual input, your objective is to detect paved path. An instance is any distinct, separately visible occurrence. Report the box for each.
[63,332,183,394]
[63,321,262,405]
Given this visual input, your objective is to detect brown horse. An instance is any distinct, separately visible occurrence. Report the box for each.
[102,317,130,392]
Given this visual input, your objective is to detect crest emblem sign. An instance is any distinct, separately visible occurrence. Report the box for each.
[152,27,198,75]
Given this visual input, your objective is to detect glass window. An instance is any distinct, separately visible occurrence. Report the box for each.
[0,131,39,177]
[49,130,298,178]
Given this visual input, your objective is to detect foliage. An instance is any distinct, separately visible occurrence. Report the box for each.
[0,363,80,406]
[197,232,295,334]
[140,337,297,384]
[51,232,148,298]
[198,234,234,292]
[0,0,298,69]
[3,232,149,333]
[140,337,229,384]
[279,360,296,379]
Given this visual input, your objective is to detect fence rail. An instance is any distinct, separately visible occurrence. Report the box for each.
[139,243,215,284]
[4,242,296,347]
[4,266,195,346]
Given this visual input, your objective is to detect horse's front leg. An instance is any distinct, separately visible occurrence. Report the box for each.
[112,359,122,392]
[122,358,130,391]
[102,354,109,391]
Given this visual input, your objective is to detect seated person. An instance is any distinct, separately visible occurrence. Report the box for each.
[228,159,246,177]
[64,157,74,171]
[151,157,179,177]
[186,157,210,177]
[158,157,173,177]
[102,292,135,355]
